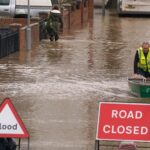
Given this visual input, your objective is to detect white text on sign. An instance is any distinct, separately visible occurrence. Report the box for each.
[103,110,148,135]
[0,123,17,130]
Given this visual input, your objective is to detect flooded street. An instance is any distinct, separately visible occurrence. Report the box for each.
[0,9,150,149]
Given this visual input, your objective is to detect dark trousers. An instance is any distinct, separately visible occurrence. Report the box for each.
[137,68,150,78]
[46,23,59,41]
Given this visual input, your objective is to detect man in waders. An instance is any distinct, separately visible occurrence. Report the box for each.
[134,42,150,78]
[46,5,63,42]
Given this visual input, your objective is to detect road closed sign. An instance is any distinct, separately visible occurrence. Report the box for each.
[96,102,150,142]
[0,98,29,138]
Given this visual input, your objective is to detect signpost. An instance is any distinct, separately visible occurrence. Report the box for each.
[102,0,105,15]
[96,102,150,149]
[27,0,31,50]
[0,98,30,149]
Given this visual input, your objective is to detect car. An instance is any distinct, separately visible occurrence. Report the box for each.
[117,0,150,15]
[0,0,52,17]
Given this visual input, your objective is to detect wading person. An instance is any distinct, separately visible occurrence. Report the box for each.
[46,5,63,42]
[134,42,150,78]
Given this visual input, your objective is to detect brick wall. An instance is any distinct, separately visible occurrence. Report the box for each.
[62,10,70,30]
[62,0,93,30]
[0,18,39,27]
[30,23,40,49]
[70,8,82,28]
[0,17,40,51]
[88,0,94,19]
[19,27,26,50]
[18,23,39,51]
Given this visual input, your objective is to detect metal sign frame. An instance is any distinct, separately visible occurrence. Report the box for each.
[18,138,30,150]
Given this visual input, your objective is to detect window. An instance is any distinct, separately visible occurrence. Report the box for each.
[0,0,10,5]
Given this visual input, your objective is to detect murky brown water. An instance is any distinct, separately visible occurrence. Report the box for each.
[0,9,150,150]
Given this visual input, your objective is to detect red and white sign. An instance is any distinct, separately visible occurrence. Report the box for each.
[96,102,150,142]
[0,98,29,138]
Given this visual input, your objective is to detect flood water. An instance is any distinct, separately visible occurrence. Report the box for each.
[0,9,150,150]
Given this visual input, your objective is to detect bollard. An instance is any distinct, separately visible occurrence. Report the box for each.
[102,0,105,15]
[26,27,31,50]
[27,0,31,50]
[0,34,1,58]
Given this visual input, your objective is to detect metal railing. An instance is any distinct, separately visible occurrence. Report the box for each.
[0,28,19,58]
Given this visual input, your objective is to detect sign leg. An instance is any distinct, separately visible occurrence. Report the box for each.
[95,140,99,150]
[18,138,21,150]
[28,138,30,150]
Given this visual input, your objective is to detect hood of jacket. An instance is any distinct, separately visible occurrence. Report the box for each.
[51,10,61,14]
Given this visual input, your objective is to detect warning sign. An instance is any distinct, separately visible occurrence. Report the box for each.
[0,98,29,138]
[96,102,150,142]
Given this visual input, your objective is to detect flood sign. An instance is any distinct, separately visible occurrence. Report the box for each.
[0,98,29,138]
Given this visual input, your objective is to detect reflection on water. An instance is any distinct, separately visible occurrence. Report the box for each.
[0,9,150,149]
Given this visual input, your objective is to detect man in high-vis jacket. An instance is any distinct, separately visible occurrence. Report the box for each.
[134,42,150,78]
